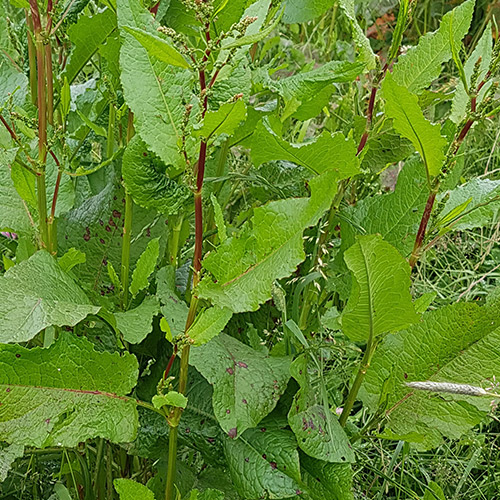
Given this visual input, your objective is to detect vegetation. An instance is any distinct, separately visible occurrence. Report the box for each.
[0,0,500,498]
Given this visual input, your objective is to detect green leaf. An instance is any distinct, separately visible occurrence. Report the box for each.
[283,0,335,23]
[341,234,419,343]
[0,148,33,236]
[0,59,27,108]
[186,306,233,346]
[339,0,377,70]
[157,266,189,339]
[130,238,159,297]
[258,60,364,104]
[121,26,190,68]
[152,391,187,410]
[340,158,428,257]
[288,355,354,463]
[122,136,191,215]
[193,100,247,142]
[197,169,341,313]
[222,6,283,50]
[189,334,291,437]
[413,292,436,314]
[0,334,138,447]
[360,301,500,449]
[63,9,117,84]
[188,489,225,500]
[114,478,155,500]
[58,248,86,273]
[392,0,475,93]
[382,73,446,177]
[301,455,354,500]
[250,120,359,177]
[0,251,100,343]
[115,296,160,344]
[423,481,446,500]
[224,422,302,498]
[451,24,492,124]
[0,443,24,482]
[118,0,196,166]
[439,179,500,231]
[210,194,227,243]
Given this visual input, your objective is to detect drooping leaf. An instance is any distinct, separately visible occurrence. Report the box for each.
[439,178,500,231]
[114,478,155,500]
[339,0,377,70]
[189,334,291,437]
[288,355,354,463]
[341,234,419,343]
[224,421,302,498]
[283,0,335,23]
[0,334,139,448]
[0,443,24,482]
[122,136,191,215]
[186,306,233,346]
[193,99,247,143]
[340,157,428,257]
[360,301,500,449]
[250,120,359,177]
[197,169,341,313]
[115,296,160,344]
[0,251,100,343]
[392,0,475,93]
[121,26,190,68]
[157,265,189,339]
[301,455,354,500]
[382,73,446,177]
[118,0,196,166]
[0,148,33,236]
[257,61,364,105]
[450,24,492,124]
[130,237,159,297]
[58,248,86,273]
[63,8,117,84]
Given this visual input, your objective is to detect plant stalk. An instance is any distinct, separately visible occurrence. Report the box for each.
[339,338,377,427]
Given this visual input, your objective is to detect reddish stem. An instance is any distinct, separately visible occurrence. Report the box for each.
[408,190,437,268]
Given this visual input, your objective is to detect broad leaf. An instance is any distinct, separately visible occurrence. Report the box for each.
[121,26,190,69]
[341,234,419,343]
[392,0,475,93]
[0,59,27,107]
[0,334,139,447]
[301,455,353,500]
[450,24,492,124]
[118,0,196,166]
[0,148,33,236]
[63,9,117,84]
[122,136,191,215]
[288,356,354,463]
[189,334,291,437]
[115,296,160,344]
[186,306,233,346]
[157,266,189,339]
[339,0,376,70]
[283,0,335,23]
[382,73,446,177]
[114,478,155,500]
[0,443,24,482]
[250,120,359,177]
[130,238,159,297]
[0,251,100,343]
[439,178,500,231]
[360,301,500,449]
[224,421,302,498]
[193,100,247,143]
[197,169,342,313]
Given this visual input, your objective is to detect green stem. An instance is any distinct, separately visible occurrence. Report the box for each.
[120,193,133,310]
[120,112,134,310]
[93,438,105,491]
[106,442,113,500]
[107,104,116,159]
[339,338,377,427]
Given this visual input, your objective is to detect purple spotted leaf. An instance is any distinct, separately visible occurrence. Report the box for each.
[189,334,291,436]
